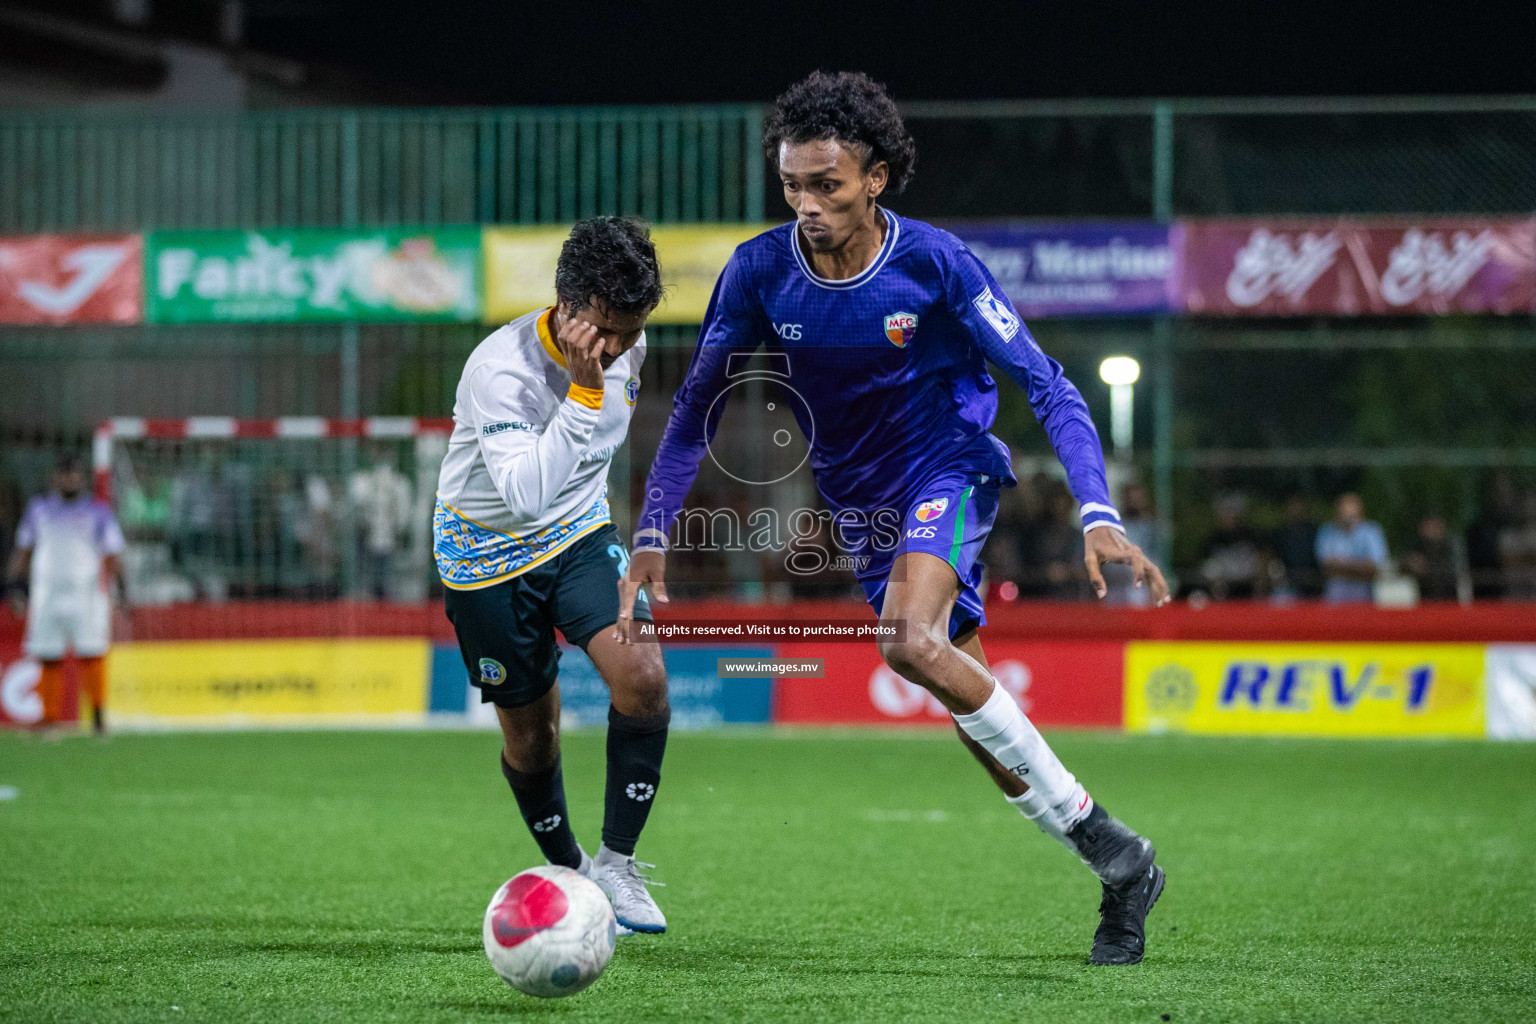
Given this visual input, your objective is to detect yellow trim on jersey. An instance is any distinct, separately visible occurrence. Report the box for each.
[536,306,566,369]
[567,383,604,409]
[438,518,611,590]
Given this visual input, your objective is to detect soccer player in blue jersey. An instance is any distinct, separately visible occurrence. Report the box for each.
[617,72,1172,965]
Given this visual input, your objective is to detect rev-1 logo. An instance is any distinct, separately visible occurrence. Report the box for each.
[1219,660,1434,712]
[773,322,802,340]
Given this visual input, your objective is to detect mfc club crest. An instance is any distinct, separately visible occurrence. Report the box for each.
[883,311,918,348]
[915,497,949,522]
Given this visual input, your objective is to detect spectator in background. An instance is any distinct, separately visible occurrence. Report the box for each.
[349,450,413,600]
[1271,494,1321,598]
[1498,492,1536,599]
[1104,483,1159,606]
[1315,493,1389,604]
[1196,494,1267,600]
[1036,481,1089,600]
[1403,513,1465,603]
[1466,473,1516,600]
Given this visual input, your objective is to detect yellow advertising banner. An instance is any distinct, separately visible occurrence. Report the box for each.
[109,639,430,722]
[1125,642,1486,738]
[481,224,772,324]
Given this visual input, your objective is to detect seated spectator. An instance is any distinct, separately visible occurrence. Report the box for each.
[1271,494,1321,598]
[1315,493,1389,604]
[1403,513,1465,603]
[1197,494,1267,600]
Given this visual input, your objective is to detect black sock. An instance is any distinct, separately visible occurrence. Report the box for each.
[602,705,670,856]
[501,754,583,869]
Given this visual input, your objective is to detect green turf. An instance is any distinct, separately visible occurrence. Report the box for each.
[1,728,1533,1023]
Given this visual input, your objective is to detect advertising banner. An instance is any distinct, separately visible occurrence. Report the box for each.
[772,641,1123,727]
[953,223,1176,317]
[482,224,770,325]
[429,643,773,728]
[0,641,42,727]
[1178,219,1536,316]
[1485,645,1536,740]
[0,234,142,324]
[1125,642,1486,738]
[109,638,430,723]
[146,229,481,323]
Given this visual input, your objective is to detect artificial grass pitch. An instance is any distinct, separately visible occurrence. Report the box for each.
[1,729,1533,1024]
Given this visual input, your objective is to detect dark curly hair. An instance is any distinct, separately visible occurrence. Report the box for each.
[763,71,916,194]
[555,216,663,317]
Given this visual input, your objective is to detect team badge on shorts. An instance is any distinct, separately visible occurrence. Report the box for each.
[478,657,506,684]
[624,377,640,405]
[915,497,949,522]
[883,311,918,348]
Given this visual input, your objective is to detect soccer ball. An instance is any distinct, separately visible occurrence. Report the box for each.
[482,866,617,998]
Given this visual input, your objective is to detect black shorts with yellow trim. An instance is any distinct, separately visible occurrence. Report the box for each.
[442,523,653,709]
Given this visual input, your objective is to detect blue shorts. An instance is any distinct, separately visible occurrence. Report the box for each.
[857,471,1001,641]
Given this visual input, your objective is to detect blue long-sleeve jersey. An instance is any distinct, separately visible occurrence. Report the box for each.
[635,210,1121,552]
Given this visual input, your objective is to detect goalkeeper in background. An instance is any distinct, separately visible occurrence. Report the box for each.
[6,453,126,735]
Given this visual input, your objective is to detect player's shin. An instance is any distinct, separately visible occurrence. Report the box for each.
[500,754,584,869]
[952,684,1095,845]
[601,705,669,856]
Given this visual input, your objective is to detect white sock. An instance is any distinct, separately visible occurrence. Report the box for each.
[953,683,1093,841]
[1007,783,1095,851]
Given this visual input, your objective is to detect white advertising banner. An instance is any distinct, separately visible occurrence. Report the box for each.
[1485,645,1536,740]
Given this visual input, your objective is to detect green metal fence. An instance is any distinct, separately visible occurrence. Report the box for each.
[0,105,764,231]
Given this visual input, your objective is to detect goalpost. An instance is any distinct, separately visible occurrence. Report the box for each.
[93,417,453,615]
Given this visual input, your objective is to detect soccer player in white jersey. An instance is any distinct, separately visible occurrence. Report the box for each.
[433,217,669,934]
[6,454,126,735]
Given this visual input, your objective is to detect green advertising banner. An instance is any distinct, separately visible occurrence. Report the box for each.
[146,229,481,323]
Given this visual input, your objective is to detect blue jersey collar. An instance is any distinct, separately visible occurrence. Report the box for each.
[791,208,900,290]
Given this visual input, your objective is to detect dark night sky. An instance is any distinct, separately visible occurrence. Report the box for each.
[247,1,1534,105]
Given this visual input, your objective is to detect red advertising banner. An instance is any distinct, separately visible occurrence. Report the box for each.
[1177,219,1536,316]
[772,641,1123,727]
[0,234,143,324]
[0,640,44,727]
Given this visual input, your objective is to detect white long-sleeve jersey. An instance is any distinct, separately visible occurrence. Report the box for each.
[433,307,644,589]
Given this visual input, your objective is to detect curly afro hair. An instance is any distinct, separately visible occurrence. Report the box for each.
[555,216,664,317]
[763,71,916,195]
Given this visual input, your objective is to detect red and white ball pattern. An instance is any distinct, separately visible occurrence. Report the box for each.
[482,866,617,998]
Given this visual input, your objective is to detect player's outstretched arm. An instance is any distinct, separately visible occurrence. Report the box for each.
[1085,525,1170,606]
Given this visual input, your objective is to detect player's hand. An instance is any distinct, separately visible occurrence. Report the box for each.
[1084,526,1171,606]
[561,317,606,392]
[614,548,668,644]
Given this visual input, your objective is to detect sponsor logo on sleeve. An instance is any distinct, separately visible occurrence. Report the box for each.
[624,377,640,405]
[971,287,1020,341]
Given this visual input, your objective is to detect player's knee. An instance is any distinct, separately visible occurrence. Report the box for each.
[502,716,559,772]
[878,627,946,684]
[613,656,669,718]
